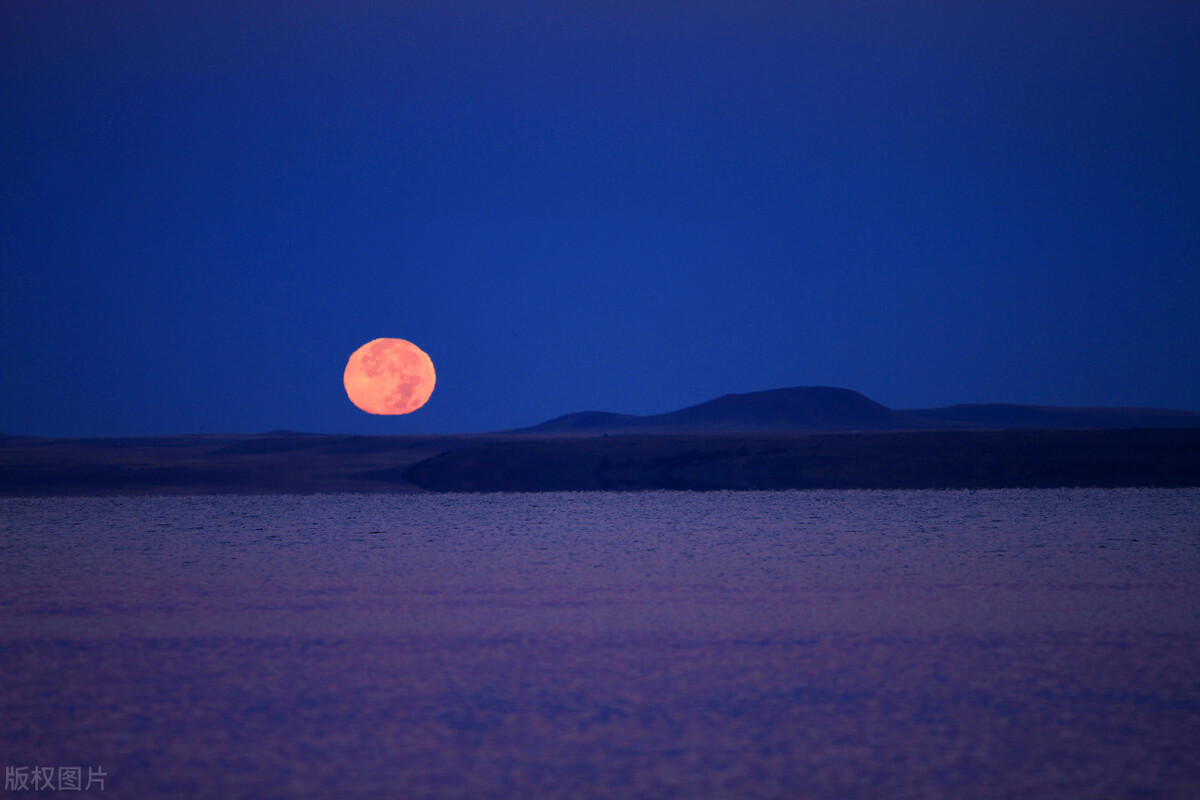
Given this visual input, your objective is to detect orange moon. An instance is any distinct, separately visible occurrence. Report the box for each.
[343,338,436,415]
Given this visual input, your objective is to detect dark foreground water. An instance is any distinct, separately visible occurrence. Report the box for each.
[2,489,1198,798]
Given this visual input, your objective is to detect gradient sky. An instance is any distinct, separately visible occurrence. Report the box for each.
[3,1,1198,437]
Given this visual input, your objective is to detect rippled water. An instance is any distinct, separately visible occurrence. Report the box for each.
[2,489,1198,798]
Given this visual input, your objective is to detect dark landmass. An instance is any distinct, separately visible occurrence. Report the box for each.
[521,387,910,433]
[0,433,491,496]
[518,386,1200,433]
[2,428,1198,495]
[4,387,1200,495]
[902,402,1200,430]
[407,429,1200,492]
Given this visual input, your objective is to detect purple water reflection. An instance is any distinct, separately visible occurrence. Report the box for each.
[2,490,1198,798]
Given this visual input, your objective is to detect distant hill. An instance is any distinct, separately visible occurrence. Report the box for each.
[901,403,1200,430]
[516,387,1200,434]
[519,387,914,433]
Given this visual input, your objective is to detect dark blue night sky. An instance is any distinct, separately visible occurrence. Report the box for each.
[3,1,1198,437]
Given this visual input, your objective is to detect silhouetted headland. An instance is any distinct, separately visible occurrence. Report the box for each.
[518,386,1200,434]
[4,388,1200,495]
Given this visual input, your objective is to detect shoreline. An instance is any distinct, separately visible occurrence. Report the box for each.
[3,427,1200,495]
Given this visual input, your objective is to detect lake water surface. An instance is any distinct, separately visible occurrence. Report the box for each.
[2,489,1198,798]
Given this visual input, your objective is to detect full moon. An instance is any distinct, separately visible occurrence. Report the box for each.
[343,338,436,415]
